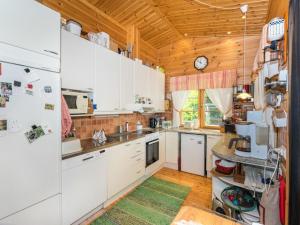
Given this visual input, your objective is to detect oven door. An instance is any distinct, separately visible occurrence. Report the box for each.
[146,139,159,167]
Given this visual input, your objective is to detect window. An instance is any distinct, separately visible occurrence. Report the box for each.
[181,90,199,123]
[202,91,223,127]
[180,90,223,128]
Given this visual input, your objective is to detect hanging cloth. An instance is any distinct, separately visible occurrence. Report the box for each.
[61,95,72,139]
[172,91,189,128]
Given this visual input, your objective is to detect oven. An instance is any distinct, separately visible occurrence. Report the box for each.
[146,138,159,167]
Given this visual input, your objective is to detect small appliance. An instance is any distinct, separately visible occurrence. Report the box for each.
[232,116,269,160]
[149,117,158,128]
[62,90,89,114]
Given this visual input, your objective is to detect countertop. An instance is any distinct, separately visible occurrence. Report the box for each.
[62,132,146,160]
[171,206,239,225]
[211,133,276,169]
[62,128,221,160]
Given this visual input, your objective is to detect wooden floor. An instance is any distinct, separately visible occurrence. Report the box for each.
[81,167,212,225]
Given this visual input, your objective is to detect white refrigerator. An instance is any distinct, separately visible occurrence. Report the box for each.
[0,0,62,225]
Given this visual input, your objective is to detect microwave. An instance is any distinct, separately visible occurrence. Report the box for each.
[62,90,89,114]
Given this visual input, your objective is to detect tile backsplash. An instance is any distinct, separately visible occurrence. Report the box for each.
[72,112,172,140]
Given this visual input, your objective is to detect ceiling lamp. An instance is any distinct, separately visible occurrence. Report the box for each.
[237,4,252,100]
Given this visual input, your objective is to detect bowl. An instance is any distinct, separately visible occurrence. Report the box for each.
[215,159,236,174]
[66,20,82,36]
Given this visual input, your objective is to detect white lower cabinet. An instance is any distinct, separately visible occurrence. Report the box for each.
[206,135,222,177]
[62,151,107,225]
[107,138,145,199]
[181,134,205,176]
[165,132,179,169]
[159,132,166,165]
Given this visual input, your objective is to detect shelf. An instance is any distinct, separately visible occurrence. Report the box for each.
[213,173,264,193]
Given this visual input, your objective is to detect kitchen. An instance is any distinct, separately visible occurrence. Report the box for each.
[0,0,296,225]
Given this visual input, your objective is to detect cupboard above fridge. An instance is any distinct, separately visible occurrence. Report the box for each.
[60,29,165,114]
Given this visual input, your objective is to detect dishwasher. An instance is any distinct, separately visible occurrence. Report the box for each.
[62,150,107,225]
[181,134,205,176]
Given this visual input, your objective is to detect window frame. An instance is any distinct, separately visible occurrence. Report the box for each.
[180,90,221,130]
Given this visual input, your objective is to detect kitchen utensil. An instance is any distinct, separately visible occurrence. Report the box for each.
[228,136,251,152]
[66,20,82,36]
[87,32,98,43]
[215,160,236,175]
[97,32,110,48]
[149,118,158,128]
[136,121,143,132]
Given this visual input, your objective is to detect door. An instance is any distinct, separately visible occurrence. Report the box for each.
[94,45,120,112]
[159,132,166,164]
[181,134,205,176]
[146,139,159,167]
[120,57,134,110]
[62,152,107,225]
[61,29,95,91]
[0,63,61,220]
[0,0,60,58]
[165,132,179,165]
[0,195,61,225]
[134,63,149,99]
[206,135,222,177]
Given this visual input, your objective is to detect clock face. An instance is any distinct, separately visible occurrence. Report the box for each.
[194,56,208,70]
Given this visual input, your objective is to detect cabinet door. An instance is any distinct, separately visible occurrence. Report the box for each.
[61,30,95,91]
[134,63,149,99]
[165,132,179,165]
[181,134,205,176]
[107,145,128,199]
[158,72,165,111]
[94,45,120,112]
[120,57,134,110]
[159,132,166,164]
[0,0,60,58]
[206,135,222,177]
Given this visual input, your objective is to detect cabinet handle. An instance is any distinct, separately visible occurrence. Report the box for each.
[197,141,202,144]
[99,150,105,154]
[136,158,142,162]
[137,170,142,174]
[82,156,94,161]
[136,150,142,153]
[125,144,131,147]
[44,49,58,55]
[190,138,195,141]
[136,142,142,145]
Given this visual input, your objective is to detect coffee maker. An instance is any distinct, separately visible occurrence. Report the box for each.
[231,111,269,160]
[149,117,158,128]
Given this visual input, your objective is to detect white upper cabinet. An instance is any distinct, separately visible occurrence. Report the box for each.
[134,62,150,99]
[61,30,95,91]
[120,57,134,110]
[0,0,60,58]
[158,71,165,111]
[94,45,121,113]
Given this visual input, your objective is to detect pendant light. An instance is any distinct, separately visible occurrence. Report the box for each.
[237,4,252,100]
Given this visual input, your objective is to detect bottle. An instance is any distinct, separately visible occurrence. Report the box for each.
[125,122,129,132]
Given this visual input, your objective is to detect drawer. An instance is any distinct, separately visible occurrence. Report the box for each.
[129,152,145,166]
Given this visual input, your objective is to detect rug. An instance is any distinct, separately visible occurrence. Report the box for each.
[91,176,191,225]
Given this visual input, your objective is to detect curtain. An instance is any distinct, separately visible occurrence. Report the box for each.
[170,69,237,91]
[254,66,266,110]
[206,88,233,119]
[172,91,189,128]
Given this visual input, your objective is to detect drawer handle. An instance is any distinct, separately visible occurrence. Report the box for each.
[197,141,202,144]
[136,150,142,153]
[82,156,94,161]
[136,142,142,145]
[100,150,105,154]
[137,170,142,174]
[136,158,142,162]
[125,144,131,147]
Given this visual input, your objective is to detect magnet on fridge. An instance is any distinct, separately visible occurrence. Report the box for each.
[24,68,30,73]
[27,84,33,89]
[42,124,53,135]
[0,119,7,137]
[0,63,2,76]
[0,96,6,108]
[25,125,45,143]
[8,119,22,133]
[14,81,22,87]
[44,86,52,93]
[45,103,55,110]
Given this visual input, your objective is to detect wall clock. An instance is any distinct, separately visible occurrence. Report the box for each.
[194,56,208,71]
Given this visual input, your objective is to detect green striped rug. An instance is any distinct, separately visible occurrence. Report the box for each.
[91,177,191,225]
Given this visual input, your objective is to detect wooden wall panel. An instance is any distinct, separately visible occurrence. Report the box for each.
[158,36,260,85]
[41,0,159,66]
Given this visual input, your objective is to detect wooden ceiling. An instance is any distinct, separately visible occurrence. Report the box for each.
[86,0,271,48]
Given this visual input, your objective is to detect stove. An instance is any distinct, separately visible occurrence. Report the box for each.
[145,131,159,168]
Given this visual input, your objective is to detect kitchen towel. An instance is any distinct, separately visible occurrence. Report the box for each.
[61,95,72,139]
